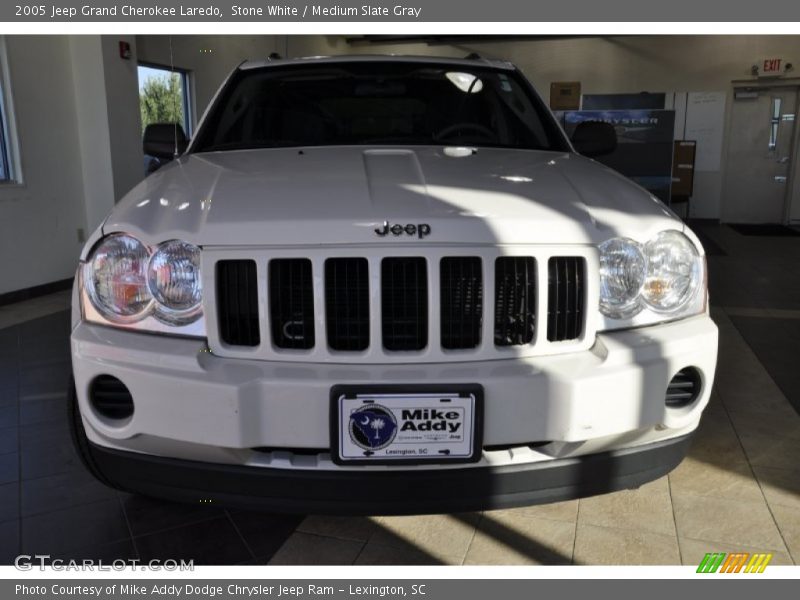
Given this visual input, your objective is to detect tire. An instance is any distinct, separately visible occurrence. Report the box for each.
[67,376,121,490]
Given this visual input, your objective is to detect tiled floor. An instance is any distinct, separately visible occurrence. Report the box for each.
[1,222,799,565]
[0,289,72,331]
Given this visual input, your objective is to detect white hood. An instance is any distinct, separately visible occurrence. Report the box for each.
[104,146,680,248]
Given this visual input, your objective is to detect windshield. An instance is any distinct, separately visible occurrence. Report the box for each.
[192,62,568,152]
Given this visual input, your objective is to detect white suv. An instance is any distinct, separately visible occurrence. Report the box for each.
[69,55,718,514]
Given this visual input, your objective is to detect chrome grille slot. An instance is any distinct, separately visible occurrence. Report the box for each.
[216,259,260,347]
[494,256,536,346]
[381,257,428,351]
[440,256,483,350]
[269,258,315,349]
[547,256,585,342]
[325,257,370,352]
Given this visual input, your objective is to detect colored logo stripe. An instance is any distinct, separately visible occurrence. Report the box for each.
[720,553,748,573]
[745,553,773,573]
[697,552,725,573]
[697,552,773,573]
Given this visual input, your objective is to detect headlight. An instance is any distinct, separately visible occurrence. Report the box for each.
[599,237,646,319]
[599,230,705,327]
[642,231,702,313]
[82,234,205,335]
[85,234,152,323]
[148,240,203,325]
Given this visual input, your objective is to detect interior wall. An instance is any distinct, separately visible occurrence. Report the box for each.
[101,36,144,203]
[0,36,88,296]
[287,35,800,219]
[69,36,115,236]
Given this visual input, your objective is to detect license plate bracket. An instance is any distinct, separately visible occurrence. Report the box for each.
[331,384,484,466]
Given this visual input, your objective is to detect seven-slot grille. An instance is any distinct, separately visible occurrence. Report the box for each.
[215,254,587,355]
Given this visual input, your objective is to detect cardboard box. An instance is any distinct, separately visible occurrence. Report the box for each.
[550,81,581,110]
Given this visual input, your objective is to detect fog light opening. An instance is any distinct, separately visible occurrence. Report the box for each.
[89,375,134,420]
[665,367,702,409]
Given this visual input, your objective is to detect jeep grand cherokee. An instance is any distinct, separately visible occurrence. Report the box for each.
[69,55,718,514]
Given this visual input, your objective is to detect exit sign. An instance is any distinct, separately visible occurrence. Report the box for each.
[761,58,784,75]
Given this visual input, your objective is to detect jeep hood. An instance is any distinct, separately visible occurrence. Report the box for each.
[104,146,680,247]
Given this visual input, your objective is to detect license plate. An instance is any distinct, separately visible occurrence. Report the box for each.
[331,385,483,465]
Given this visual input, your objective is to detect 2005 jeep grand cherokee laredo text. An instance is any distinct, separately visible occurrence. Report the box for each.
[69,55,718,514]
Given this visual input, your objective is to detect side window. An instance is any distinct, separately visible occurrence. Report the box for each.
[0,36,20,183]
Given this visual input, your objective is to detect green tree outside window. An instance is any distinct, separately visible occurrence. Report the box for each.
[139,71,185,133]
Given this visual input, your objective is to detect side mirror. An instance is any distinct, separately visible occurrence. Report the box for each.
[571,121,617,158]
[143,123,188,160]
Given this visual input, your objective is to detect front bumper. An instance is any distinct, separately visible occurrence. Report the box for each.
[87,433,693,514]
[71,313,717,470]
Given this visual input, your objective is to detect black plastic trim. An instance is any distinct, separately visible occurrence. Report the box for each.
[87,432,694,516]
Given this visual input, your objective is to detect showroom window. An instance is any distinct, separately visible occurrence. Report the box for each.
[0,37,20,183]
[137,62,193,137]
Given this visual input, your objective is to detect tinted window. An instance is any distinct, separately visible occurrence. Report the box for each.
[193,62,565,152]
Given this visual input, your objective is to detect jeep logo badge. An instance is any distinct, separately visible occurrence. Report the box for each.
[375,221,431,239]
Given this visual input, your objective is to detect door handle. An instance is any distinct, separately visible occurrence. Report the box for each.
[777,156,790,164]
[774,175,788,183]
